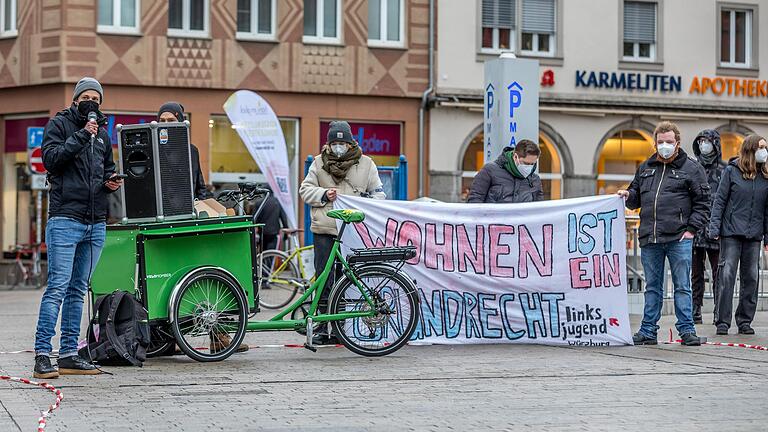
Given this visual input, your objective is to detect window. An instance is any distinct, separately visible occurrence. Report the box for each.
[168,0,209,38]
[0,0,17,37]
[720,8,752,68]
[303,0,341,44]
[368,0,404,47]
[521,0,555,56]
[481,0,514,52]
[98,0,140,34]
[623,1,656,61]
[237,0,276,40]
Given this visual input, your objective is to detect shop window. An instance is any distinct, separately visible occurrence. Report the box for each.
[596,129,654,195]
[368,0,404,48]
[622,1,656,61]
[521,0,555,56]
[720,132,745,160]
[168,0,209,38]
[481,0,515,52]
[209,116,299,207]
[303,0,341,44]
[460,130,562,201]
[236,0,276,41]
[0,0,16,37]
[720,8,753,68]
[98,0,140,34]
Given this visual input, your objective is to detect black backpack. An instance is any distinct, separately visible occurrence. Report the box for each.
[78,291,150,366]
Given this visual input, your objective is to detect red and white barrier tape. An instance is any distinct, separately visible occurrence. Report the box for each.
[664,329,768,351]
[0,375,63,432]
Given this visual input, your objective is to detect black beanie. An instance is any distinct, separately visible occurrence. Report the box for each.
[326,121,356,145]
[158,102,185,122]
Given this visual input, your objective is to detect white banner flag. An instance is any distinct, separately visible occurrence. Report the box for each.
[335,195,633,347]
[223,90,296,227]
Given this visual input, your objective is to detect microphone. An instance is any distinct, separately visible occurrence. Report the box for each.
[87,111,98,149]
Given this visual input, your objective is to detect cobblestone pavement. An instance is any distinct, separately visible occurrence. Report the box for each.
[0,289,766,431]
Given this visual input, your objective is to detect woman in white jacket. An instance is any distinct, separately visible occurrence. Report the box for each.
[299,120,385,344]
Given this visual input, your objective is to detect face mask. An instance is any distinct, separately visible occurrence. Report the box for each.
[331,144,348,157]
[516,162,535,178]
[756,148,768,163]
[699,140,714,155]
[657,143,676,160]
[77,100,100,118]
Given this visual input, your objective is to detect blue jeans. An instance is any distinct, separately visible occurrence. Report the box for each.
[35,217,106,357]
[639,239,696,338]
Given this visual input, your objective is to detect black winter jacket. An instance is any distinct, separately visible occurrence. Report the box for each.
[42,106,117,223]
[253,195,289,236]
[190,144,212,200]
[707,159,768,244]
[467,149,544,203]
[692,129,727,249]
[625,149,710,247]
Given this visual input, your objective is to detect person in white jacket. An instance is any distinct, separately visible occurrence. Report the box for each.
[299,120,385,344]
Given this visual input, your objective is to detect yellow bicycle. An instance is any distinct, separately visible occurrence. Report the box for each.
[258,229,315,310]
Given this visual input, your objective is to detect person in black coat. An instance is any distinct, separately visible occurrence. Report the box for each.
[157,102,212,200]
[618,121,709,347]
[251,184,289,251]
[468,140,544,203]
[691,129,727,324]
[708,134,768,336]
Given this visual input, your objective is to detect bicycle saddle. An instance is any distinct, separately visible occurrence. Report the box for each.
[327,209,365,223]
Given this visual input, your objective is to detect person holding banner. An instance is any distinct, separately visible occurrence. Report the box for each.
[467,140,544,203]
[618,121,709,347]
[300,121,385,345]
[707,135,768,336]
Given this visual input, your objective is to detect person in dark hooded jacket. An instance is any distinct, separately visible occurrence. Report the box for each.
[691,129,726,324]
[708,134,768,336]
[34,78,123,379]
[468,139,544,203]
[157,102,212,200]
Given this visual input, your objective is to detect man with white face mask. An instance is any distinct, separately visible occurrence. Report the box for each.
[300,121,385,345]
[618,121,709,347]
[467,139,544,203]
[690,129,726,325]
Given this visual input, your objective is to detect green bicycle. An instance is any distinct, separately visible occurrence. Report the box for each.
[92,199,421,361]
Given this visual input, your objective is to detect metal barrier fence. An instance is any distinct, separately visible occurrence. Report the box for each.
[625,215,768,299]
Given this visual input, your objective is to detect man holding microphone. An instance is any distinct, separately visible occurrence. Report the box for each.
[33,78,123,378]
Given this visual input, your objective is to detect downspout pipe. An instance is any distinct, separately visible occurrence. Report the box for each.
[418,0,434,198]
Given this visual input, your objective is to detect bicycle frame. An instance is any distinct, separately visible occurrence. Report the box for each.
[246,223,376,332]
[266,245,314,287]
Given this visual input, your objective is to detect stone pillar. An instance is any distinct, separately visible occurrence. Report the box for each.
[429,170,462,202]
[563,174,597,198]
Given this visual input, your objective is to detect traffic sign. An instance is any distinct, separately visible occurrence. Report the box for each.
[29,147,46,174]
[31,174,48,190]
[27,127,44,149]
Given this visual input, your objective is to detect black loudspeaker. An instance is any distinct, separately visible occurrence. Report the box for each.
[117,121,195,223]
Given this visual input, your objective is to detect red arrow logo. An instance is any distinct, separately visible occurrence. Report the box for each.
[609,318,620,327]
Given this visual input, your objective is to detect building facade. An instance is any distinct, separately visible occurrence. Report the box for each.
[0,0,431,250]
[429,0,768,203]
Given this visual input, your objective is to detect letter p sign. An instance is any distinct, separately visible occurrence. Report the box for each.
[507,82,523,118]
[485,83,495,119]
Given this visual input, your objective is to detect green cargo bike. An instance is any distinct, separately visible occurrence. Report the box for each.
[90,206,421,362]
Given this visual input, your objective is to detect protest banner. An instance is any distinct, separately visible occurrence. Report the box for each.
[335,195,633,346]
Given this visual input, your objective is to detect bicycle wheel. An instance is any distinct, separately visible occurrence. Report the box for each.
[4,264,21,289]
[258,250,301,309]
[171,269,248,362]
[146,324,176,358]
[329,264,420,357]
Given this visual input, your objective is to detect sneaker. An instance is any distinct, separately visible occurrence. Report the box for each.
[58,355,101,375]
[312,334,340,346]
[693,305,702,324]
[632,332,657,345]
[738,326,755,335]
[716,325,728,335]
[33,355,59,379]
[210,332,250,354]
[680,333,702,346]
